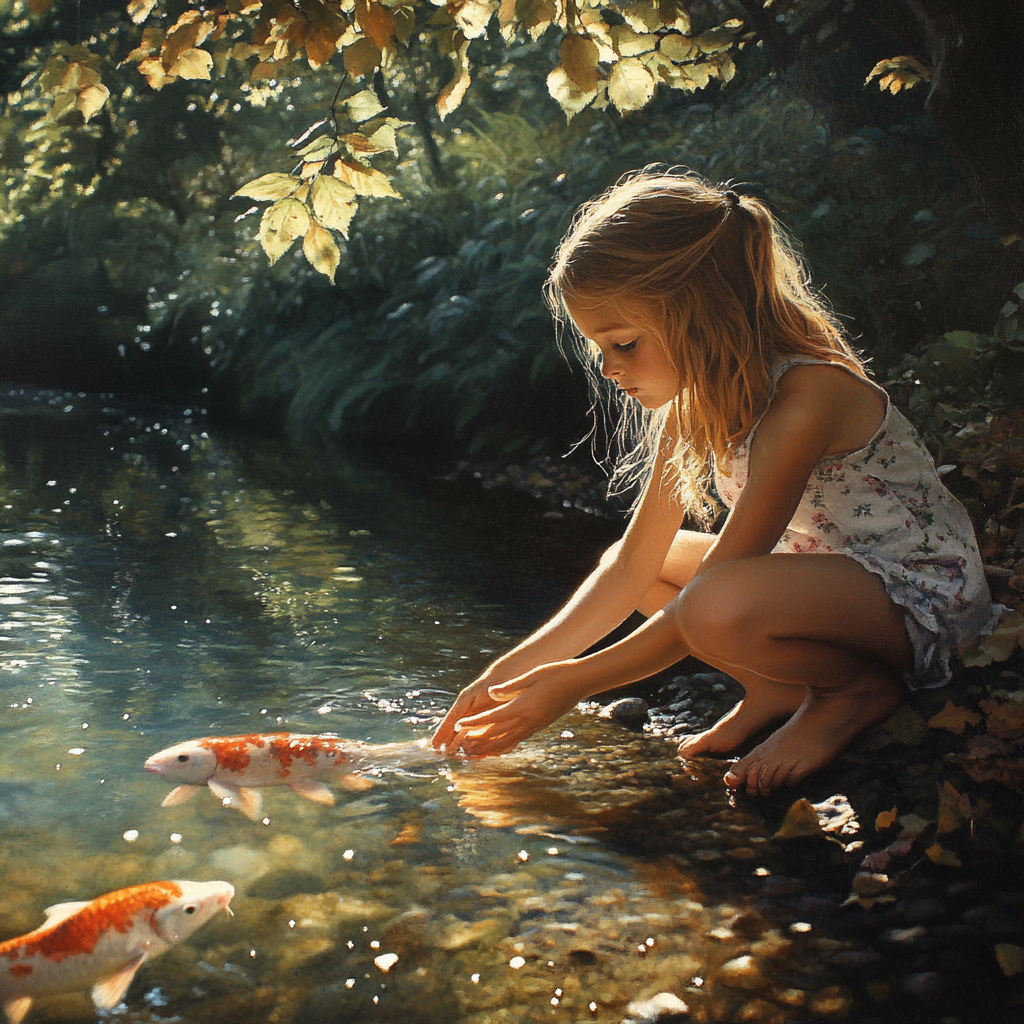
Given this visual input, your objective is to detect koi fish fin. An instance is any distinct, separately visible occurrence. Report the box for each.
[3,997,33,1024]
[238,787,262,821]
[339,773,375,792]
[288,778,336,805]
[161,784,201,808]
[91,954,147,1010]
[207,779,257,818]
[41,900,91,924]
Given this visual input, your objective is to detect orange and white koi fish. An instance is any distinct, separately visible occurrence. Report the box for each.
[0,879,234,1024]
[145,733,437,820]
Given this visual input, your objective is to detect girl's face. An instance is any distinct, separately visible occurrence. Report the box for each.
[568,301,679,409]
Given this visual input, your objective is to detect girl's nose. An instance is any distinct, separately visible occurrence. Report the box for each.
[600,354,621,379]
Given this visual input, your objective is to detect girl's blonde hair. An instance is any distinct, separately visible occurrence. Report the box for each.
[545,167,866,523]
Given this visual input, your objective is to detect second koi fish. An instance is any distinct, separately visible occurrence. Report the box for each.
[144,733,438,819]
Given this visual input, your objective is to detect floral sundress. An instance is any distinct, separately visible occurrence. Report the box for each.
[712,357,999,688]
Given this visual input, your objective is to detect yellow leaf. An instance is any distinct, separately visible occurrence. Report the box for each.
[345,89,385,123]
[127,0,157,24]
[169,47,213,80]
[138,57,175,89]
[607,57,655,114]
[696,24,738,54]
[546,66,598,121]
[774,798,833,841]
[362,120,402,157]
[251,60,279,80]
[303,222,341,281]
[258,198,310,265]
[961,611,1024,667]
[980,695,1024,741]
[657,0,689,33]
[617,0,661,33]
[333,158,400,198]
[875,806,898,830]
[865,55,931,94]
[515,0,555,40]
[611,25,657,58]
[343,36,382,78]
[660,33,697,63]
[453,0,497,39]
[437,36,471,120]
[851,872,889,896]
[76,83,110,122]
[995,944,1024,977]
[311,175,358,235]
[561,34,600,93]
[927,701,982,735]
[924,842,962,867]
[232,172,302,201]
[936,781,970,836]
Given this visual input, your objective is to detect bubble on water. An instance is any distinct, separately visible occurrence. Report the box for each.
[692,977,704,987]
[550,997,559,1006]
[546,847,559,856]
[645,937,654,947]
[250,949,256,958]
[169,833,183,844]
[81,723,89,730]
[317,706,331,715]
[589,1002,598,1013]
[560,731,574,739]
[471,974,480,984]
[347,941,354,949]
[345,980,355,989]
[262,817,271,826]
[754,867,770,876]
[68,748,85,756]
[122,713,130,721]
[370,940,380,949]
[288,920,295,929]
[343,849,355,860]
[123,830,139,842]
[790,921,812,933]
[517,850,529,862]
[372,996,379,1005]
[509,957,525,970]
[260,709,268,714]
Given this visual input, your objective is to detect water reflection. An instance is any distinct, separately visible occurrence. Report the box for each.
[1,387,966,1023]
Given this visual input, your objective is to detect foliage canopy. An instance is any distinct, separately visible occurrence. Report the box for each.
[10,0,937,278]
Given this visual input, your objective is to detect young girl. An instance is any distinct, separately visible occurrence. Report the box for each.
[432,168,999,796]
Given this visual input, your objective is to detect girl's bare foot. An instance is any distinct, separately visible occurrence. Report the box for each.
[676,678,806,758]
[724,672,902,795]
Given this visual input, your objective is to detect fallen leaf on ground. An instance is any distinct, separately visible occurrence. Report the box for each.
[966,735,1017,758]
[995,944,1024,976]
[936,781,971,835]
[927,701,982,735]
[960,611,1024,666]
[898,812,933,838]
[775,799,842,844]
[979,696,1024,741]
[875,806,898,830]
[961,756,1024,788]
[924,842,962,867]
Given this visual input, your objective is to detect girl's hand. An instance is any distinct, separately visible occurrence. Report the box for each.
[449,663,581,756]
[432,675,504,752]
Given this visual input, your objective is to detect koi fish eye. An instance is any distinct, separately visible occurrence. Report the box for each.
[177,754,189,762]
[184,905,196,915]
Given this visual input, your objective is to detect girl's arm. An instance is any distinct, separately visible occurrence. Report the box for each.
[432,418,687,751]
[450,367,858,755]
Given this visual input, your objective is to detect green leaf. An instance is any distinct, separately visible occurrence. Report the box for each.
[233,172,302,202]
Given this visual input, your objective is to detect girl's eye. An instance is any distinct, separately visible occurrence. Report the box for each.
[614,340,638,353]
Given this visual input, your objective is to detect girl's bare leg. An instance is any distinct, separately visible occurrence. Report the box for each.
[638,531,805,755]
[671,554,912,795]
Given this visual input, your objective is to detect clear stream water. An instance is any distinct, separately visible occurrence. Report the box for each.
[0,387,1000,1024]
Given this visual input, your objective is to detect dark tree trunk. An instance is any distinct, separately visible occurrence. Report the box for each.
[857,0,1024,230]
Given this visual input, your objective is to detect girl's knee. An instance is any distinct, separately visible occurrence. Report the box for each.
[674,566,763,657]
